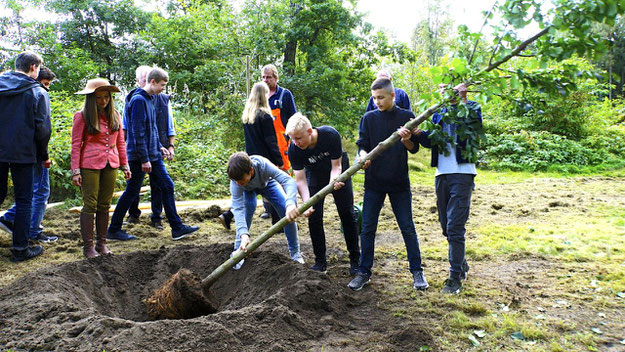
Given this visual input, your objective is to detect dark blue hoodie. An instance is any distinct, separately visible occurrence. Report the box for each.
[124,87,162,163]
[0,71,51,163]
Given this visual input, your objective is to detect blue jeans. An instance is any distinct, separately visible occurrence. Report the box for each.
[128,174,163,221]
[435,173,474,280]
[0,162,34,250]
[233,179,299,256]
[109,159,183,233]
[4,164,49,238]
[358,188,423,276]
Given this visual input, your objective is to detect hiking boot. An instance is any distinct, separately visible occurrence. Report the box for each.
[34,233,58,243]
[290,252,305,264]
[10,245,44,262]
[150,219,164,231]
[107,229,138,241]
[441,277,463,295]
[413,271,429,290]
[172,225,199,241]
[349,257,359,276]
[126,214,140,224]
[310,262,327,273]
[348,272,370,291]
[460,260,470,280]
[218,213,232,230]
[0,216,14,235]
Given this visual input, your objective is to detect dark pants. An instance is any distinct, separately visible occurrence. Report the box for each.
[435,173,474,280]
[359,188,423,276]
[128,174,163,221]
[308,177,360,265]
[0,162,34,250]
[109,159,183,233]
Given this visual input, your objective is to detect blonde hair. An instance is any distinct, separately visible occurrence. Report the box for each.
[285,112,312,135]
[241,82,271,124]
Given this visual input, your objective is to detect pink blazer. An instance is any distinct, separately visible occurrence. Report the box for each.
[70,111,128,171]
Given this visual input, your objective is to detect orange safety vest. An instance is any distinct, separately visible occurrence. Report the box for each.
[271,107,291,171]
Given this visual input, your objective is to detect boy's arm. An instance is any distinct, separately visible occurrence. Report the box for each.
[129,99,150,163]
[230,181,250,237]
[287,169,315,221]
[34,89,51,162]
[398,127,418,154]
[330,156,346,189]
[356,114,372,169]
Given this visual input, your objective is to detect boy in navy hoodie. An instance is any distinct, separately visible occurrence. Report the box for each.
[348,78,428,291]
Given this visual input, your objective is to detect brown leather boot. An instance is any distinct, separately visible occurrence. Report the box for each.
[80,212,99,258]
[95,211,113,255]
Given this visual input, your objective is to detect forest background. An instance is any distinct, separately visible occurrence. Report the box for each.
[1,0,625,204]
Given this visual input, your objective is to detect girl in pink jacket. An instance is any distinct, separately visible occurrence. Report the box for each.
[71,78,131,258]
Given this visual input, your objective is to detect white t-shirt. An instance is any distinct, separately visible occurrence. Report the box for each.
[435,123,477,176]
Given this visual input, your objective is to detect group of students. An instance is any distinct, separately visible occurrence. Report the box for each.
[0,51,198,263]
[221,67,481,295]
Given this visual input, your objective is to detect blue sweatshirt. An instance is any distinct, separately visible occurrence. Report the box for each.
[230,155,297,236]
[124,88,163,163]
[357,105,418,193]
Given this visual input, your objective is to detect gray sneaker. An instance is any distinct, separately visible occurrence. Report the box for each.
[413,271,429,290]
[348,272,371,291]
[291,252,305,264]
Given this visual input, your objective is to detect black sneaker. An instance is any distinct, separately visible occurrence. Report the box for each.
[259,212,270,219]
[150,219,164,231]
[126,215,140,224]
[172,225,199,241]
[349,258,359,276]
[441,277,463,294]
[107,230,138,241]
[348,272,370,291]
[413,271,429,290]
[460,260,470,280]
[34,233,58,243]
[218,213,231,230]
[10,245,44,262]
[0,216,14,235]
[310,262,327,273]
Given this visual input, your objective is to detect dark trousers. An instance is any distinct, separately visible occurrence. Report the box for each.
[0,162,34,250]
[109,159,182,233]
[128,174,163,221]
[359,188,423,276]
[435,173,474,280]
[308,177,360,264]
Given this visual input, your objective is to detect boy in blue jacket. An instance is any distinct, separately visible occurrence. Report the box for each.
[348,78,428,291]
[415,83,481,294]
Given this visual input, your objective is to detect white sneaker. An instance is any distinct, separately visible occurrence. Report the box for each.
[230,251,245,270]
[290,252,305,264]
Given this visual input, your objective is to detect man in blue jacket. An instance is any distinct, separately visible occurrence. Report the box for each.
[0,51,51,262]
[107,67,198,241]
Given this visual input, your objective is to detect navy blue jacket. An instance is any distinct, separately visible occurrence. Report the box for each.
[0,71,51,163]
[124,88,162,163]
[357,106,418,193]
[366,87,411,112]
[243,111,283,167]
[416,101,482,167]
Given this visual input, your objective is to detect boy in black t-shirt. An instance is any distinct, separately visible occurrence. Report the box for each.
[285,113,360,275]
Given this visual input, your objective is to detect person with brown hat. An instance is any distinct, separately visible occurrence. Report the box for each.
[71,78,132,258]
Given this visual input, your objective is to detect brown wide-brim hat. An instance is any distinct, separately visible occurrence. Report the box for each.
[75,78,120,95]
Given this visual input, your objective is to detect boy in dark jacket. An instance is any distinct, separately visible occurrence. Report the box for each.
[0,51,51,262]
[348,78,428,291]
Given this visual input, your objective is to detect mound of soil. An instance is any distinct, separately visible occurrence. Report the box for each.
[0,244,433,351]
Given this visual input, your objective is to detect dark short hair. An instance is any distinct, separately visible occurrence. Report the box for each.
[227,152,253,181]
[147,67,169,83]
[37,66,56,82]
[15,51,43,73]
[370,77,394,93]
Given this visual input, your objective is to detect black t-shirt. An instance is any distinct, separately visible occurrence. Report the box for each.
[288,126,344,186]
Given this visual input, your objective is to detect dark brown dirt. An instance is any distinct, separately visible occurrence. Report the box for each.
[0,243,433,351]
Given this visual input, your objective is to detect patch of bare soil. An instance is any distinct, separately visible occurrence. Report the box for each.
[0,243,433,351]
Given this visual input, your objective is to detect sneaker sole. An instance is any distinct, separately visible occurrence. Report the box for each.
[414,284,430,291]
[172,228,199,241]
[0,222,13,235]
[441,288,462,295]
[348,279,370,291]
